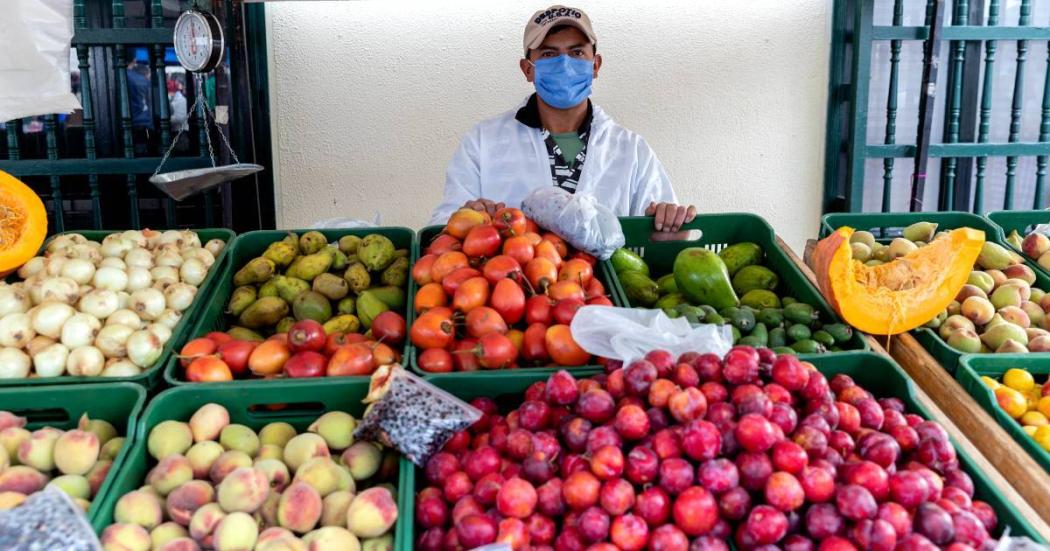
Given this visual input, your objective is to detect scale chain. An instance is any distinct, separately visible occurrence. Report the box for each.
[152,72,241,177]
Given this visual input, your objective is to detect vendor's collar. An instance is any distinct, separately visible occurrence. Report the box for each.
[515,93,593,136]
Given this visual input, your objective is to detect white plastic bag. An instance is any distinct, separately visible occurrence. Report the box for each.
[0,0,81,123]
[310,211,381,229]
[521,187,625,260]
[570,306,734,363]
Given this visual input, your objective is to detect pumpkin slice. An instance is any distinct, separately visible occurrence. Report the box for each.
[812,226,985,335]
[0,171,47,277]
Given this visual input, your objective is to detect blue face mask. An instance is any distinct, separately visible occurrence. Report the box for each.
[530,54,594,109]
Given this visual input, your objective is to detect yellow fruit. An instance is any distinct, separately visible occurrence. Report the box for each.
[1021,411,1048,427]
[995,387,1028,419]
[1038,396,1050,418]
[979,376,1001,390]
[1003,368,1035,392]
[1024,425,1038,436]
[1034,425,1050,451]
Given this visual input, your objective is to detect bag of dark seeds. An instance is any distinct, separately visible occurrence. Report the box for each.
[0,486,101,551]
[355,365,482,466]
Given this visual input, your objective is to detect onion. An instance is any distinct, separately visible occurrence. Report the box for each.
[46,235,78,254]
[78,285,94,297]
[120,230,147,248]
[0,286,31,316]
[68,243,102,264]
[125,267,152,292]
[26,335,55,357]
[116,292,131,310]
[66,345,104,376]
[25,275,46,305]
[0,348,31,378]
[152,280,175,292]
[124,248,153,269]
[101,235,134,258]
[45,256,68,277]
[39,277,80,305]
[95,324,134,357]
[126,330,162,367]
[99,257,127,270]
[31,302,76,339]
[0,313,35,348]
[93,266,128,292]
[146,323,172,345]
[204,239,225,257]
[155,250,184,269]
[79,289,119,319]
[130,288,165,321]
[61,313,102,349]
[157,230,185,248]
[155,309,182,330]
[101,359,141,377]
[150,266,179,283]
[17,257,46,279]
[164,283,197,312]
[32,343,68,377]
[67,233,88,245]
[59,258,96,285]
[179,258,208,287]
[182,248,215,270]
[142,229,162,248]
[106,309,142,328]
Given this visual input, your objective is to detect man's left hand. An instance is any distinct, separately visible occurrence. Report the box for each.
[646,202,696,232]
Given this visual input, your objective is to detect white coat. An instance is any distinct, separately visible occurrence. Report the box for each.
[429,98,677,226]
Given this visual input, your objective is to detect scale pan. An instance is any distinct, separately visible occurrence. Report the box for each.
[149,163,263,201]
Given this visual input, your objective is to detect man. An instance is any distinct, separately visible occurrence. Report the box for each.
[430,5,695,236]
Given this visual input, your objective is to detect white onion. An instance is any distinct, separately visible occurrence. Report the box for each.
[183,230,202,249]
[130,288,165,321]
[25,275,46,305]
[67,233,88,245]
[31,302,75,339]
[101,359,141,377]
[157,230,185,248]
[59,258,96,285]
[78,285,94,297]
[17,257,46,279]
[66,345,104,376]
[100,235,134,258]
[179,258,208,287]
[99,257,127,270]
[39,277,80,305]
[152,280,174,293]
[67,243,101,264]
[106,309,141,328]
[78,289,119,319]
[146,323,172,345]
[0,348,31,378]
[95,324,134,357]
[125,267,152,292]
[32,343,68,377]
[150,266,178,283]
[126,330,162,367]
[124,248,153,269]
[46,235,78,254]
[120,230,147,248]
[0,286,30,316]
[92,267,128,292]
[204,239,225,257]
[155,250,183,269]
[45,256,68,277]
[61,313,101,349]
[142,229,162,248]
[116,291,131,310]
[164,283,197,312]
[26,335,55,357]
[155,309,182,329]
[0,313,35,348]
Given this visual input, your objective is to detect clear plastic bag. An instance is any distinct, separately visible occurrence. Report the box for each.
[309,211,381,229]
[570,305,734,363]
[521,187,625,260]
[0,486,101,550]
[0,0,81,123]
[354,365,482,467]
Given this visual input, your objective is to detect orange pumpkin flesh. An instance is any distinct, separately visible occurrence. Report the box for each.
[812,226,985,335]
[0,171,47,277]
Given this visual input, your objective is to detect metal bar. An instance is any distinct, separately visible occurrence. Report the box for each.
[846,0,875,212]
[151,0,175,227]
[882,0,905,212]
[869,142,1050,158]
[951,0,984,212]
[1036,42,1050,209]
[911,0,947,212]
[75,0,102,230]
[822,0,854,213]
[873,25,1050,41]
[0,157,212,176]
[73,28,173,45]
[974,0,1001,215]
[113,0,140,229]
[939,0,969,211]
[5,124,18,161]
[43,116,64,234]
[1004,0,1032,210]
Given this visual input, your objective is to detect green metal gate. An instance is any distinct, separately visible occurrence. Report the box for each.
[0,0,274,235]
[825,0,1050,214]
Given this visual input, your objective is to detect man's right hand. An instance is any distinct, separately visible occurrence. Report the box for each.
[462,199,505,217]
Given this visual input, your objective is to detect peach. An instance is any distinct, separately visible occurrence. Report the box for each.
[78,414,118,445]
[1041,250,1050,273]
[1030,335,1050,352]
[166,480,215,526]
[0,491,26,510]
[217,466,270,513]
[151,521,189,549]
[345,487,398,538]
[17,428,61,471]
[0,465,48,494]
[259,489,282,527]
[257,527,307,551]
[187,441,224,479]
[209,450,253,484]
[982,323,1029,350]
[219,424,260,457]
[283,434,330,472]
[999,305,1031,328]
[101,523,152,551]
[938,315,974,340]
[158,537,201,551]
[48,474,90,500]
[189,403,230,443]
[148,454,194,495]
[0,411,26,431]
[361,533,394,551]
[0,427,29,465]
[308,411,356,451]
[100,436,126,461]
[341,442,382,481]
[997,339,1029,353]
[320,490,354,527]
[0,446,6,471]
[278,481,323,534]
[303,526,361,551]
[87,459,113,496]
[260,422,297,448]
[149,421,193,460]
[1027,327,1050,341]
[295,457,353,497]
[1004,264,1037,285]
[955,284,987,303]
[189,502,226,541]
[254,458,291,493]
[961,297,995,325]
[53,429,100,476]
[1022,301,1046,326]
[258,444,284,461]
[115,490,165,529]
[968,271,995,294]
[1023,232,1050,259]
[212,511,259,551]
[74,497,91,511]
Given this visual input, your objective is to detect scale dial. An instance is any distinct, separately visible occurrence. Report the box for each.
[173,10,224,73]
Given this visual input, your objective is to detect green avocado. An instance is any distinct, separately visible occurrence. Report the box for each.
[611,248,649,276]
[620,270,660,307]
[719,242,764,276]
[673,247,738,310]
[732,265,780,296]
[656,274,678,295]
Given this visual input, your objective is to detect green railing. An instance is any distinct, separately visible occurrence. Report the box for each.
[825,0,1050,214]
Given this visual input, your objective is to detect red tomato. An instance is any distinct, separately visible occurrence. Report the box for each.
[288,319,326,353]
[186,356,233,382]
[547,280,586,302]
[502,235,536,266]
[419,348,454,373]
[490,279,526,325]
[446,208,491,239]
[522,323,550,364]
[545,324,589,366]
[558,258,594,287]
[587,295,614,307]
[552,298,585,325]
[415,282,448,313]
[426,234,462,256]
[525,258,558,292]
[373,342,400,366]
[371,311,406,347]
[506,329,524,352]
[463,224,502,258]
[453,277,491,314]
[586,277,606,300]
[476,333,518,369]
[452,339,481,371]
[465,306,509,338]
[534,241,563,268]
[442,267,483,297]
[180,338,217,367]
[205,332,234,345]
[410,310,456,349]
[431,251,469,284]
[216,340,257,376]
[284,351,327,378]
[482,255,523,285]
[325,332,367,356]
[525,295,554,325]
[248,340,291,376]
[493,207,528,237]
[413,254,438,286]
[541,233,569,258]
[327,343,376,376]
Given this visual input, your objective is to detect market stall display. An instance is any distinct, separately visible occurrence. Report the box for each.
[986,210,1050,279]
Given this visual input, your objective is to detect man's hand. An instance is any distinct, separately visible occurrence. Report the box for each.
[646,202,697,232]
[462,199,505,217]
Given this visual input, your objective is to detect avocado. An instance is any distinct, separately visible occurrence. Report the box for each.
[673,247,738,310]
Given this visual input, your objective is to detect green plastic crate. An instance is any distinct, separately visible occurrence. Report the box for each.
[90,378,410,541]
[820,211,1050,372]
[400,352,1041,545]
[605,214,868,356]
[985,210,1050,280]
[163,227,414,387]
[0,383,146,526]
[956,354,1050,474]
[2,229,234,389]
[405,226,621,377]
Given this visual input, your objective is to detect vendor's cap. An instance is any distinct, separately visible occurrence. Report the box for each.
[523,5,596,57]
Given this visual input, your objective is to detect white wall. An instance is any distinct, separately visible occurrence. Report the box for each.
[266,0,830,252]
